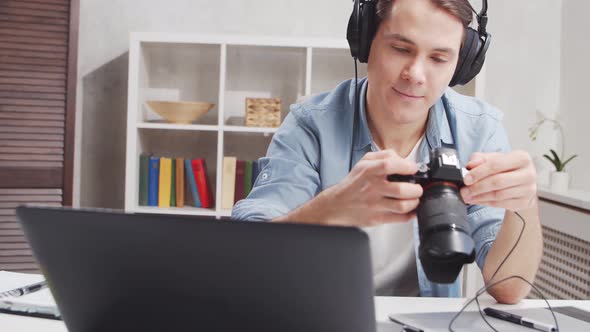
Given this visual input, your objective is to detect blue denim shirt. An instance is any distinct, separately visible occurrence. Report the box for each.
[232,78,510,297]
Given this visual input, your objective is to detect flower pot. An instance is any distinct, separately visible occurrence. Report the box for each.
[550,171,569,193]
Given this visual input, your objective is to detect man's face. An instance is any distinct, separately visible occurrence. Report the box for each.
[367,0,464,123]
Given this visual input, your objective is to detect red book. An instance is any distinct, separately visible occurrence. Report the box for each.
[234,160,246,203]
[191,158,212,208]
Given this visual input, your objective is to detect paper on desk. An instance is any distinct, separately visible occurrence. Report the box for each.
[0,271,58,315]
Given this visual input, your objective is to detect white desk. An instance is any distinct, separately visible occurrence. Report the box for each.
[1,296,588,331]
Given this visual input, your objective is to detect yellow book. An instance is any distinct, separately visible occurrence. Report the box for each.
[221,156,237,210]
[158,157,172,208]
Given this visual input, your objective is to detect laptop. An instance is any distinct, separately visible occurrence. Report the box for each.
[17,206,399,332]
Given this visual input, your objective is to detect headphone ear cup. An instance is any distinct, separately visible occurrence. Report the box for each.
[347,0,361,59]
[450,28,478,86]
[346,15,360,59]
[450,28,491,87]
[463,32,490,84]
[358,0,376,63]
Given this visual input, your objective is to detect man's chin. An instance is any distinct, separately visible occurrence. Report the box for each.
[388,108,428,125]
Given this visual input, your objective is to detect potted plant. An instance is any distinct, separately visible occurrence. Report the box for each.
[543,149,577,192]
[529,112,580,192]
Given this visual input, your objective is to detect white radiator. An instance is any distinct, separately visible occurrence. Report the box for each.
[529,225,590,300]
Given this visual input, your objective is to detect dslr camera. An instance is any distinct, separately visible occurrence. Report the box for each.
[387,145,475,284]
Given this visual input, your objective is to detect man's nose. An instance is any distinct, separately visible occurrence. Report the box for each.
[401,58,426,85]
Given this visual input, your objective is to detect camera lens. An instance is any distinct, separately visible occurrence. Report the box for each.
[417,182,475,284]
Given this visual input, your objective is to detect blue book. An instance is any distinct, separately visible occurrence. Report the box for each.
[184,159,202,208]
[148,156,160,206]
[252,159,261,185]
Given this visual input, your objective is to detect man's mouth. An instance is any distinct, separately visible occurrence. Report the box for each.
[392,87,424,99]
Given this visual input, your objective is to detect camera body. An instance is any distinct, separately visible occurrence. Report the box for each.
[387,146,475,284]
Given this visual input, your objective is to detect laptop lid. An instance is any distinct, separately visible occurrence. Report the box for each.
[17,206,376,332]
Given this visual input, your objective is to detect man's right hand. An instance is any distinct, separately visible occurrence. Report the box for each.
[273,149,423,227]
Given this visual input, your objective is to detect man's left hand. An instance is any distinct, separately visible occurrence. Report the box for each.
[460,151,538,212]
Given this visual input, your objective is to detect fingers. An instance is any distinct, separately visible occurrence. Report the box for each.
[464,184,531,204]
[461,150,537,212]
[372,197,420,214]
[356,150,418,177]
[379,181,423,200]
[463,151,531,186]
[461,167,535,200]
[466,152,486,170]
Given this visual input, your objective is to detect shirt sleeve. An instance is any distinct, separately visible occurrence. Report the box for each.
[467,118,512,271]
[231,108,321,221]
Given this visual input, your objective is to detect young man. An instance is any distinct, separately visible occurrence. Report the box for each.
[232,0,542,304]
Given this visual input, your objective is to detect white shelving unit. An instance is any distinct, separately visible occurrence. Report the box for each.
[124,33,369,218]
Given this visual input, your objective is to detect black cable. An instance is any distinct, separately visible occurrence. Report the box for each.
[450,275,560,332]
[466,0,488,35]
[354,58,359,119]
[448,211,560,332]
[490,211,526,282]
[349,58,359,171]
[448,210,525,331]
[480,0,488,17]
[467,0,488,18]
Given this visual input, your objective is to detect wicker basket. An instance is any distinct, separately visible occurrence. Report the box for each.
[245,98,281,127]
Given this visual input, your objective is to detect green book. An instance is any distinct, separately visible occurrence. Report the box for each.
[170,158,176,207]
[244,160,253,197]
[138,153,150,206]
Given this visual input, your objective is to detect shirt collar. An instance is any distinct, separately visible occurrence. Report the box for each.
[351,78,455,151]
[425,91,455,150]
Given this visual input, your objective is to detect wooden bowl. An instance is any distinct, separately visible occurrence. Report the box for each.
[146,101,214,124]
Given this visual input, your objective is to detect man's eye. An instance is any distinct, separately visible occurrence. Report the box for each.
[392,46,410,53]
[432,57,448,63]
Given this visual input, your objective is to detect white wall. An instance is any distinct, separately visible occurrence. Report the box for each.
[75,0,588,208]
[560,0,590,191]
[483,0,563,187]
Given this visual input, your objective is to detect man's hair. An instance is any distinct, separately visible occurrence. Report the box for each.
[375,0,474,31]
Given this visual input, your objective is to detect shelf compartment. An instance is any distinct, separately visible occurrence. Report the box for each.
[223,45,307,126]
[223,131,273,162]
[136,129,218,210]
[138,42,221,125]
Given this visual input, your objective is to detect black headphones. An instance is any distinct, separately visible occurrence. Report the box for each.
[346,0,491,86]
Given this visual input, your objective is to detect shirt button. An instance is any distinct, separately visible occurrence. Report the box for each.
[261,173,269,180]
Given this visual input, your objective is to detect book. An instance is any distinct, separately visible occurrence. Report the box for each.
[184,159,202,208]
[138,153,150,206]
[148,156,160,206]
[192,158,212,208]
[170,159,176,207]
[244,160,253,197]
[176,157,185,208]
[158,157,172,208]
[234,160,246,203]
[221,156,237,209]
